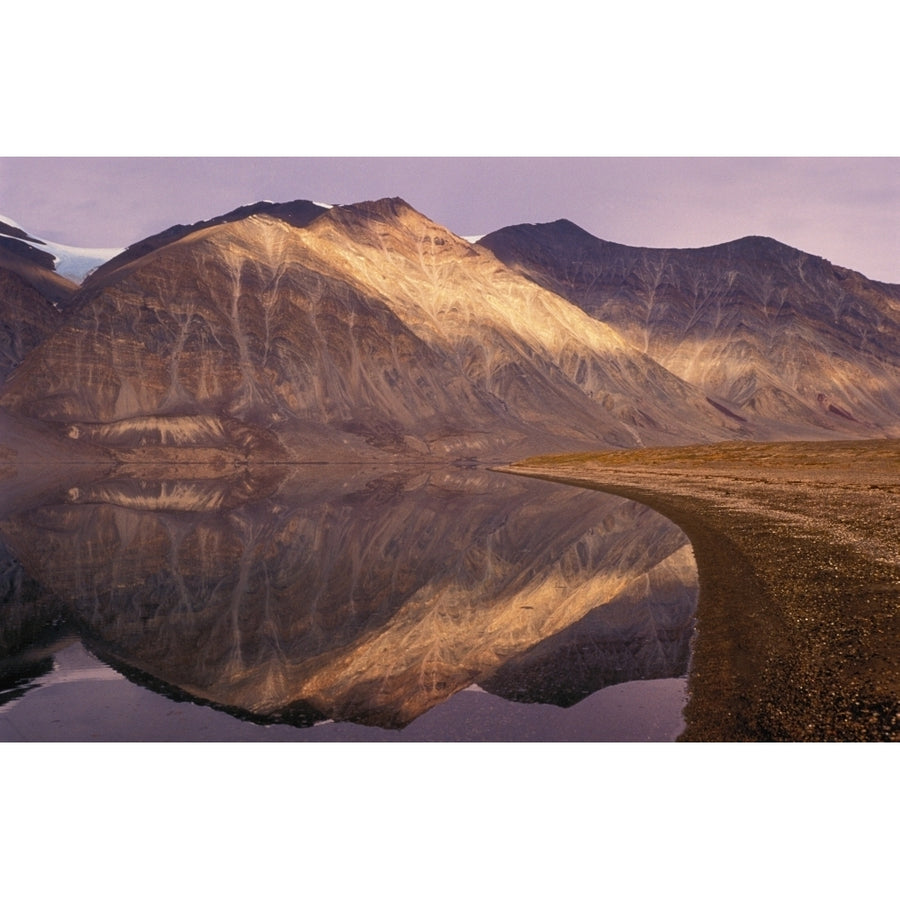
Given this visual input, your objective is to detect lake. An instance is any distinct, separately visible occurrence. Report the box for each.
[0,464,697,741]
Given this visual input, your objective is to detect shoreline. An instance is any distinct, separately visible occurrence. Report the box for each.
[498,440,900,741]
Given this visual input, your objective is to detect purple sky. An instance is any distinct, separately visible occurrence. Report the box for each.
[2,157,898,283]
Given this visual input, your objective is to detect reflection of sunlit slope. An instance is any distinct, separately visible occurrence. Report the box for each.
[283,536,695,727]
[480,543,697,706]
[66,465,288,513]
[0,467,697,728]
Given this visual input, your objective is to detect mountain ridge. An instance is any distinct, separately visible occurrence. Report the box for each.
[0,214,120,288]
[485,219,897,283]
[2,197,898,463]
[479,218,900,437]
[82,199,328,289]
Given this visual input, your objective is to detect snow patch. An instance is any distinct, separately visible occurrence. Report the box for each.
[313,201,334,209]
[0,212,121,282]
[462,235,485,243]
[45,241,123,282]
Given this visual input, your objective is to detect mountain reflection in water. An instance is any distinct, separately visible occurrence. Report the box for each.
[0,464,697,739]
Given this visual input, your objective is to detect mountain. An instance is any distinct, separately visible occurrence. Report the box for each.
[81,199,326,286]
[0,215,121,381]
[0,198,746,463]
[0,233,67,379]
[479,221,900,437]
[0,258,62,381]
[4,198,898,464]
[0,215,120,289]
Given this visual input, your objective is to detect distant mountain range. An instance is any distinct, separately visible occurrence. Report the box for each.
[1,198,898,463]
[481,220,900,436]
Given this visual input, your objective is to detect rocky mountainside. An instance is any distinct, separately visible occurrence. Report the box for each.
[2,198,898,464]
[0,199,746,463]
[480,220,900,437]
[0,215,120,380]
[0,266,62,381]
[0,236,69,379]
[0,215,119,291]
[82,199,326,287]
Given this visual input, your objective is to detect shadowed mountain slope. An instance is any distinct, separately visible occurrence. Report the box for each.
[0,246,67,379]
[480,221,900,437]
[0,216,118,293]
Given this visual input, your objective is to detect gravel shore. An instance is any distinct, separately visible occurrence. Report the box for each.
[501,440,900,741]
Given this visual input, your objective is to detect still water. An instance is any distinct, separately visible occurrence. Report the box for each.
[0,464,697,741]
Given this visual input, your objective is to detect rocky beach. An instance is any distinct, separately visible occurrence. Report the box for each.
[502,439,900,741]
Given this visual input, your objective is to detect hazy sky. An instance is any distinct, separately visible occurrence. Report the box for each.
[2,157,898,283]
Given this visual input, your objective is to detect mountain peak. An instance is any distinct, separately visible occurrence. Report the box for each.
[482,218,596,241]
[482,220,813,261]
[479,220,631,260]
[83,199,329,287]
[215,199,327,230]
[0,215,119,287]
[711,234,808,262]
[346,197,415,217]
[322,197,421,231]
